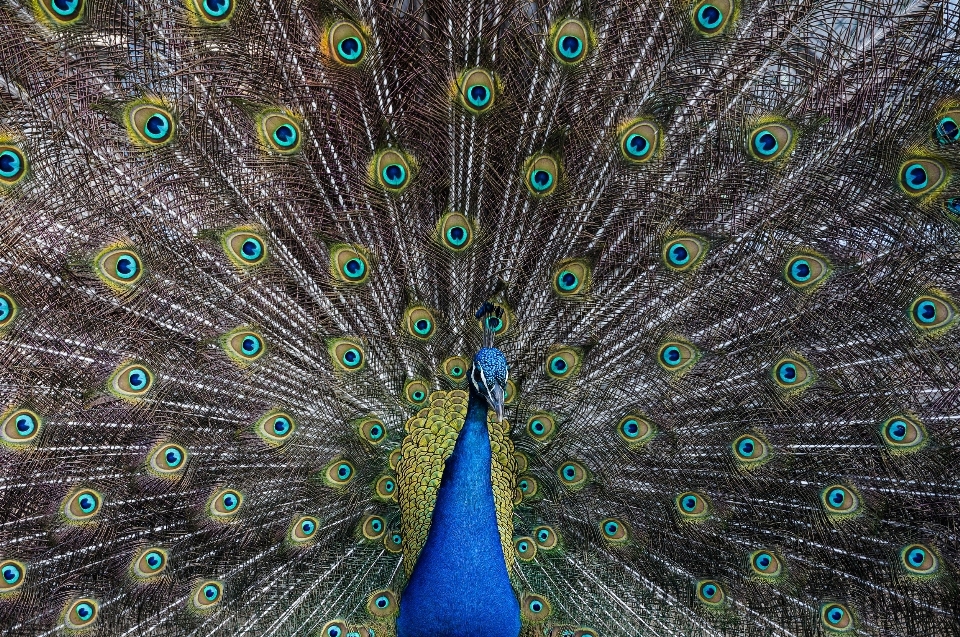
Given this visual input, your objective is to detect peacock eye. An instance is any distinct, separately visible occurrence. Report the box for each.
[771,355,814,392]
[676,491,711,520]
[551,18,590,65]
[320,621,348,637]
[0,292,16,327]
[909,292,956,332]
[404,306,437,340]
[64,599,99,629]
[899,543,939,576]
[329,339,366,372]
[458,69,496,114]
[879,415,926,452]
[819,603,853,632]
[329,21,367,65]
[375,475,397,501]
[289,515,319,543]
[749,549,784,578]
[514,536,537,561]
[748,122,794,162]
[437,212,474,252]
[366,590,398,618]
[526,414,556,442]
[209,488,243,518]
[323,459,355,487]
[657,340,699,374]
[524,155,559,196]
[617,415,655,447]
[0,145,28,187]
[557,460,588,489]
[132,548,168,579]
[39,0,85,25]
[521,593,552,620]
[374,150,413,193]
[600,517,629,544]
[696,580,724,606]
[330,245,371,284]
[0,560,25,593]
[361,515,386,541]
[96,247,143,289]
[820,484,861,518]
[223,329,265,363]
[691,0,733,35]
[732,432,771,467]
[63,488,102,521]
[259,112,302,154]
[898,159,946,197]
[126,103,176,147]
[223,229,268,267]
[619,121,660,163]
[1,408,42,445]
[149,443,188,476]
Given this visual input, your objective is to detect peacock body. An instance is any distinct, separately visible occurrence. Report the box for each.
[1,0,960,635]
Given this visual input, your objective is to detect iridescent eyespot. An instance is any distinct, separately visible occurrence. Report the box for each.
[945,197,960,218]
[290,515,319,543]
[63,598,98,629]
[384,531,403,553]
[504,379,517,405]
[132,547,168,579]
[259,111,302,154]
[909,292,957,333]
[186,0,234,24]
[879,415,926,452]
[732,432,771,467]
[320,621,348,637]
[691,0,734,35]
[518,475,539,500]
[676,491,711,520]
[389,448,403,470]
[477,305,513,335]
[748,122,794,162]
[356,417,386,445]
[820,484,861,518]
[329,21,366,65]
[191,580,223,610]
[533,526,558,550]
[657,340,700,374]
[617,415,655,447]
[327,338,366,373]
[527,413,556,442]
[900,543,939,576]
[374,149,413,193]
[557,460,588,490]
[63,488,102,522]
[375,475,397,501]
[361,515,386,541]
[619,120,660,163]
[514,451,529,473]
[935,110,960,144]
[748,549,784,579]
[38,0,85,25]
[521,593,552,621]
[331,245,371,284]
[0,292,17,328]
[514,536,537,561]
[95,247,144,289]
[126,103,175,147]
[458,68,496,114]
[553,259,590,296]
[404,379,430,406]
[525,154,559,196]
[323,459,355,487]
[209,488,243,519]
[899,159,947,197]
[696,580,724,606]
[404,306,436,340]
[784,252,830,291]
[109,363,154,399]
[550,18,590,65]
[772,356,814,392]
[222,329,265,364]
[223,229,267,267]
[662,234,707,272]
[600,518,629,544]
[442,356,469,383]
[545,346,581,380]
[255,411,295,446]
[437,211,474,252]
[820,603,854,633]
[0,145,28,188]
[367,589,398,618]
[0,560,25,593]
[1,408,42,446]
[149,443,188,476]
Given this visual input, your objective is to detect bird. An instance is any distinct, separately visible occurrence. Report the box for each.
[0,0,958,634]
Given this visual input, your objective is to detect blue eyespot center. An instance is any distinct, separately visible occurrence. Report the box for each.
[519,480,529,491]
[701,584,717,598]
[241,238,263,260]
[668,243,689,265]
[15,414,36,436]
[446,225,468,246]
[906,163,928,189]
[662,346,681,366]
[371,519,383,532]
[128,368,148,390]
[337,464,351,479]
[79,493,97,513]
[558,270,578,290]
[623,419,640,437]
[375,595,389,608]
[327,627,341,637]
[467,85,490,108]
[52,0,80,17]
[76,602,93,620]
[562,465,576,479]
[887,420,907,441]
[486,316,502,331]
[272,123,297,147]
[828,607,844,624]
[738,438,755,456]
[223,493,237,510]
[908,548,925,565]
[145,552,162,570]
[550,357,568,374]
[342,348,361,366]
[531,420,545,434]
[115,255,138,279]
[144,113,170,140]
[682,495,697,512]
[412,390,425,401]
[756,553,771,569]
[203,0,230,17]
[537,530,549,542]
[697,4,723,28]
[531,169,554,191]
[392,534,402,544]
[451,366,463,376]
[165,449,183,467]
[241,335,261,356]
[338,37,362,61]
[301,519,316,535]
[344,258,365,278]
[0,150,22,178]
[2,565,21,584]
[414,319,431,335]
[369,424,383,439]
[915,300,937,323]
[273,417,291,435]
[604,521,619,535]
[754,131,778,155]
[0,297,10,321]
[790,259,811,281]
[558,35,583,59]
[828,488,846,507]
[777,362,797,383]
[529,599,543,612]
[937,116,959,143]
[204,584,219,600]
[625,133,650,157]
[382,163,406,186]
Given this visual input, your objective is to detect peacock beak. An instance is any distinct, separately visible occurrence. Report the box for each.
[487,384,505,422]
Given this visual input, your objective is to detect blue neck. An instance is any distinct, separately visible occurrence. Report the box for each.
[396,389,520,637]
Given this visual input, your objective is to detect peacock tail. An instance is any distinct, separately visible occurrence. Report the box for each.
[1,0,959,634]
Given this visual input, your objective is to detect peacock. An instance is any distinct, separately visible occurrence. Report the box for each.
[1,0,959,634]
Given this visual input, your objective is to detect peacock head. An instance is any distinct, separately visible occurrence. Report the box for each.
[471,302,509,421]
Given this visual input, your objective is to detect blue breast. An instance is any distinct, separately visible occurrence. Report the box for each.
[396,393,521,637]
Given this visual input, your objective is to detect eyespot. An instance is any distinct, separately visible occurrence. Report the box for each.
[384,531,403,553]
[617,415,655,447]
[149,443,188,476]
[404,306,437,340]
[0,560,25,593]
[126,103,176,147]
[404,379,430,406]
[772,356,814,392]
[374,149,413,193]
[521,593,552,622]
[375,475,397,501]
[935,110,960,144]
[749,549,783,579]
[514,451,529,473]
[255,411,295,446]
[879,415,926,452]
[96,247,143,289]
[109,363,154,399]
[899,159,947,197]
[514,536,537,561]
[132,547,168,579]
[222,329,265,364]
[619,120,660,163]
[457,68,496,114]
[63,598,98,629]
[191,580,223,610]
[504,380,517,405]
[600,518,630,544]
[355,417,386,446]
[784,252,830,290]
[367,589,398,618]
[525,155,559,196]
[551,18,590,65]
[0,145,28,188]
[328,338,366,373]
[477,305,513,335]
[676,491,711,520]
[388,448,402,470]
[442,356,469,383]
[748,122,794,162]
[820,485,861,517]
[1,408,42,446]
[691,0,734,35]
[437,211,474,252]
[557,460,588,490]
[259,111,302,154]
[553,260,590,296]
[518,475,539,501]
[38,0,85,25]
[329,21,366,65]
[545,347,581,380]
[63,488,102,522]
[319,621,348,637]
[290,515,319,543]
[909,292,957,333]
[527,414,556,443]
[222,229,267,267]
[820,603,854,633]
[696,580,724,606]
[209,488,243,519]
[732,432,771,467]
[360,515,386,541]
[662,234,707,272]
[900,543,939,576]
[323,459,355,487]
[186,0,234,24]
[0,292,17,328]
[658,340,700,374]
[533,526,558,550]
[330,245,371,284]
